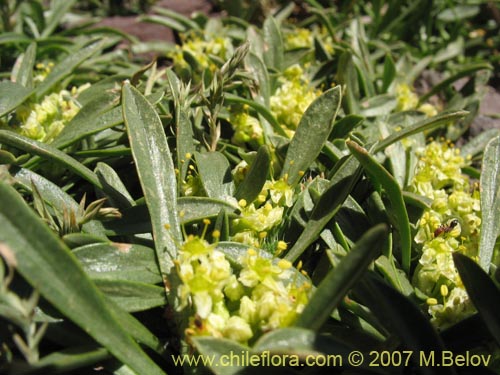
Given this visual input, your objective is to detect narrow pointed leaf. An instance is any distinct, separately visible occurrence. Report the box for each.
[0,130,102,189]
[373,110,468,153]
[234,145,270,203]
[14,42,36,88]
[94,279,166,312]
[0,81,33,117]
[347,140,411,274]
[296,224,388,330]
[356,274,454,375]
[122,82,181,273]
[35,39,105,100]
[0,182,165,375]
[195,151,234,199]
[191,337,249,375]
[74,243,162,284]
[285,155,360,262]
[281,86,342,186]
[454,252,500,346]
[96,162,135,209]
[19,346,109,375]
[263,17,284,71]
[479,136,500,270]
[53,92,122,149]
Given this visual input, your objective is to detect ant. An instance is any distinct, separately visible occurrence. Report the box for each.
[434,219,459,238]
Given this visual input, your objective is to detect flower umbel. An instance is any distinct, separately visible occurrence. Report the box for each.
[410,140,481,329]
[176,236,311,344]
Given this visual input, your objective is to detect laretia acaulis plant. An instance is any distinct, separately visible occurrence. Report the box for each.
[2,1,500,374]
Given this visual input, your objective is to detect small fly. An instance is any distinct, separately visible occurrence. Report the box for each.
[434,219,459,238]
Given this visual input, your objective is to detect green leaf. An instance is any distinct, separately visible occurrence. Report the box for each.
[330,114,364,140]
[347,140,412,274]
[374,255,414,296]
[13,42,37,88]
[356,274,453,375]
[373,110,468,153]
[359,94,397,117]
[63,233,108,248]
[74,243,162,284]
[296,224,388,330]
[437,5,480,22]
[0,130,103,189]
[122,81,181,274]
[224,93,287,137]
[419,63,492,104]
[10,166,79,213]
[35,39,105,100]
[101,197,238,236]
[20,346,109,375]
[479,136,500,270]
[460,129,500,159]
[337,52,359,114]
[151,6,200,30]
[0,32,32,45]
[0,182,165,375]
[281,86,342,186]
[94,279,166,313]
[245,53,271,106]
[453,252,500,347]
[254,327,351,354]
[381,53,396,93]
[0,81,33,117]
[96,162,135,210]
[42,0,77,37]
[285,155,360,263]
[191,336,249,375]
[234,145,270,203]
[195,151,234,199]
[53,92,122,149]
[263,17,284,71]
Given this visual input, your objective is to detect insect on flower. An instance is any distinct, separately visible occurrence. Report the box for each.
[434,219,459,238]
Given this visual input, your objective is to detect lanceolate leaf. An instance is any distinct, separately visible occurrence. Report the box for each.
[122,82,181,274]
[53,92,122,149]
[0,130,102,189]
[281,86,342,186]
[263,16,284,72]
[373,110,468,153]
[356,275,454,375]
[296,224,388,330]
[454,253,500,346]
[94,279,166,313]
[195,151,234,199]
[35,39,105,100]
[74,243,162,284]
[0,81,33,117]
[234,145,270,203]
[102,197,238,236]
[347,140,412,274]
[191,337,249,375]
[285,155,360,263]
[14,42,37,88]
[479,136,500,271]
[0,182,165,375]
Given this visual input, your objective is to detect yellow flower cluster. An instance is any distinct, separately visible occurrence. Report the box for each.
[232,177,294,247]
[395,83,438,117]
[410,141,480,329]
[176,236,311,344]
[230,108,264,146]
[270,65,320,137]
[11,84,89,143]
[170,31,232,75]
